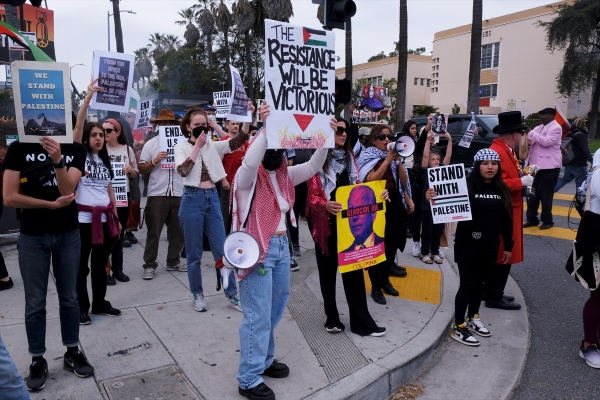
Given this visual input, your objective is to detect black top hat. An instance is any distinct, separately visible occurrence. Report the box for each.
[537,107,556,116]
[493,111,527,135]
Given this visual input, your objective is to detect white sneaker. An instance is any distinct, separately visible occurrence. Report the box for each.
[227,295,242,312]
[439,249,445,259]
[166,263,187,272]
[143,268,154,280]
[193,294,207,312]
[411,242,421,257]
[466,314,491,337]
[451,323,480,346]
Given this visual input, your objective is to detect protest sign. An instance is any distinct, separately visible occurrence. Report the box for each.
[264,19,336,149]
[90,50,135,113]
[213,90,230,118]
[431,113,447,136]
[134,99,153,129]
[11,61,72,143]
[111,159,128,207]
[227,66,252,122]
[159,125,183,169]
[427,164,472,224]
[336,181,387,274]
[0,5,56,62]
[256,99,264,122]
[352,85,392,124]
[458,112,477,148]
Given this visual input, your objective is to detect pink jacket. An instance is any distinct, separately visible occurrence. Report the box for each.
[527,120,562,169]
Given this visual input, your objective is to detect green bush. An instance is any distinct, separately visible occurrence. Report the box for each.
[524,113,541,129]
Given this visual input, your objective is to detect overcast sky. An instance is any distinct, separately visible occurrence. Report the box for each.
[31,0,555,93]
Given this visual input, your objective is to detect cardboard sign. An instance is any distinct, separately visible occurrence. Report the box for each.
[111,160,128,207]
[458,113,477,148]
[227,66,252,122]
[213,90,230,118]
[159,125,183,169]
[134,99,152,129]
[12,61,72,143]
[91,50,135,113]
[264,19,336,149]
[352,86,392,124]
[428,164,472,224]
[336,181,387,274]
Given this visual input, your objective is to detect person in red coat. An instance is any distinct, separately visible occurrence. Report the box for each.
[485,111,533,310]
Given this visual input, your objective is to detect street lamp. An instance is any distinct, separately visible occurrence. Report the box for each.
[70,63,85,75]
[212,79,225,91]
[107,10,136,51]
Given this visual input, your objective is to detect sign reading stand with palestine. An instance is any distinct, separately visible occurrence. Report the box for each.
[428,164,472,224]
[213,91,230,118]
[264,19,335,149]
[90,50,135,113]
[159,126,183,169]
[11,61,72,143]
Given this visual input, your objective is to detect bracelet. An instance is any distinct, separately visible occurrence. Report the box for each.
[83,99,90,105]
[151,159,157,166]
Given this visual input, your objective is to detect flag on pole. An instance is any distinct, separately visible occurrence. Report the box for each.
[554,104,571,138]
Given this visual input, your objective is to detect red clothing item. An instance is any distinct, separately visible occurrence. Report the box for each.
[490,138,524,264]
[221,136,249,183]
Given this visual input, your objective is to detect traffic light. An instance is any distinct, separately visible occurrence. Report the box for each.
[324,0,356,30]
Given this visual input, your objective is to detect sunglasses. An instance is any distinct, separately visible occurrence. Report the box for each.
[104,128,119,134]
[335,127,348,136]
[375,134,394,141]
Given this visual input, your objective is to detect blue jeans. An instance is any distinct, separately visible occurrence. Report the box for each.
[18,230,80,356]
[0,335,29,400]
[237,235,290,390]
[178,186,236,297]
[554,165,588,192]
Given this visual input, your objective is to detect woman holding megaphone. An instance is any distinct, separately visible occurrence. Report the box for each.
[230,101,331,400]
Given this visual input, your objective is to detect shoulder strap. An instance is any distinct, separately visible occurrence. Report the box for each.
[242,186,257,229]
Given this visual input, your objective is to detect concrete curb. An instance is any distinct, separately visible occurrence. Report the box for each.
[0,232,19,245]
[305,252,459,400]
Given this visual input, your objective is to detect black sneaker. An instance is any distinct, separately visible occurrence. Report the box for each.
[63,350,94,378]
[0,277,14,291]
[181,246,186,258]
[122,237,132,248]
[92,306,122,317]
[290,259,299,272]
[262,360,289,378]
[125,231,138,244]
[106,274,116,286]
[368,326,387,337]
[80,313,92,325]
[239,382,275,400]
[26,358,48,391]
[112,270,130,282]
[389,265,407,278]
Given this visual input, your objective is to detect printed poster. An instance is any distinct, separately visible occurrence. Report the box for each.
[0,4,56,62]
[256,99,264,122]
[427,164,472,224]
[336,181,387,274]
[227,65,252,122]
[264,19,336,149]
[159,126,183,169]
[134,99,152,129]
[352,86,392,124]
[90,50,135,113]
[111,159,128,207]
[431,113,447,136]
[213,90,230,118]
[11,61,72,143]
[458,112,477,148]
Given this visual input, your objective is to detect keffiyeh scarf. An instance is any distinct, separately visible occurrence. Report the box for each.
[319,149,358,200]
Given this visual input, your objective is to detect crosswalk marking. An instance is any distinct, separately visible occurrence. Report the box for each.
[523,226,576,241]
[553,193,574,201]
[523,205,579,219]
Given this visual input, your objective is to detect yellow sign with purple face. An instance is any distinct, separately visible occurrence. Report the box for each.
[336,180,387,274]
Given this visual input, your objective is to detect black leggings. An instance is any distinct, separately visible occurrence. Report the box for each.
[583,288,600,344]
[110,205,129,272]
[420,210,443,256]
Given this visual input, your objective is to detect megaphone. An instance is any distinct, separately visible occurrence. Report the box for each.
[220,231,260,289]
[388,134,415,157]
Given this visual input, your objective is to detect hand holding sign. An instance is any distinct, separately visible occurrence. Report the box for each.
[259,101,270,125]
[86,78,102,98]
[326,201,343,215]
[39,136,62,164]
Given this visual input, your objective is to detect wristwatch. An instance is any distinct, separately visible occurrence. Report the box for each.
[53,157,66,169]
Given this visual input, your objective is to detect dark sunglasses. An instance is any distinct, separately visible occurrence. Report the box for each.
[335,127,348,136]
[104,128,119,134]
[375,134,394,141]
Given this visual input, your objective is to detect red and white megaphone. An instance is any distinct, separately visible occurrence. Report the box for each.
[388,135,415,157]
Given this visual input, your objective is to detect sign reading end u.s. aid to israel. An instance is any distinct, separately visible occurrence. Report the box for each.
[264,19,335,149]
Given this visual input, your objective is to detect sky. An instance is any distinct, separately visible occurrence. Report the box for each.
[17,0,557,93]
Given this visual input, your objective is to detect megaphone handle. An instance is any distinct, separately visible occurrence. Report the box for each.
[216,268,222,291]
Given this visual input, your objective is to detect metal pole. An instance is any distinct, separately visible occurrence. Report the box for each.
[107,11,111,51]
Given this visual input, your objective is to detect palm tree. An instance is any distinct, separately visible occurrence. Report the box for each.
[195,0,217,68]
[263,0,294,21]
[163,34,182,52]
[176,7,200,46]
[148,33,165,60]
[233,0,256,98]
[213,0,233,74]
[111,0,125,53]
[134,47,153,89]
[467,0,482,114]
[395,0,408,125]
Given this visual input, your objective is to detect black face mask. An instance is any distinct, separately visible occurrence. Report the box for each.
[262,150,284,171]
[192,126,208,138]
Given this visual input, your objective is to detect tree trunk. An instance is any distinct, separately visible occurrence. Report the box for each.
[112,0,124,53]
[5,6,21,62]
[343,17,352,123]
[207,34,213,69]
[466,0,482,114]
[395,0,408,127]
[245,32,254,100]
[588,63,600,140]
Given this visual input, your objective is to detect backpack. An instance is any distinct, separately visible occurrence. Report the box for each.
[560,131,583,166]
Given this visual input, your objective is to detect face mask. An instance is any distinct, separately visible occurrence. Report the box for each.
[192,126,207,138]
[208,115,216,122]
[262,150,284,171]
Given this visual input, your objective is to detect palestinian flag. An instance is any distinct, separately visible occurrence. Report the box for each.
[554,105,571,138]
[303,27,327,47]
[0,22,53,62]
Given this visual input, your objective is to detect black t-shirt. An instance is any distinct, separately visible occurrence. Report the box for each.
[3,141,86,235]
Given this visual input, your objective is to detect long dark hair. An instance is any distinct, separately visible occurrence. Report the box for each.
[401,120,417,136]
[323,117,352,174]
[467,161,512,217]
[82,122,114,179]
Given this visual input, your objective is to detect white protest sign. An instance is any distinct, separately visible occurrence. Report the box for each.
[264,19,336,149]
[227,66,252,123]
[90,50,135,113]
[428,164,472,224]
[134,99,152,129]
[256,99,264,122]
[458,112,476,148]
[159,126,183,169]
[213,91,230,118]
[111,160,128,207]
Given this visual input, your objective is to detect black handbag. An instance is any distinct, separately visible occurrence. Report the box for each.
[19,159,54,189]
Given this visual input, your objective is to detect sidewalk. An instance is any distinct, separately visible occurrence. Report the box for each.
[0,213,526,400]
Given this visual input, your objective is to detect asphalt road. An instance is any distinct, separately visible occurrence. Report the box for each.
[510,180,597,399]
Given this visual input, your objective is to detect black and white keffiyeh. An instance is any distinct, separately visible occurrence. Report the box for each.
[474,148,500,163]
[319,149,358,200]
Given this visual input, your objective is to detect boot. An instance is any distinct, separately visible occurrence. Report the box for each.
[371,280,386,305]
[381,279,399,296]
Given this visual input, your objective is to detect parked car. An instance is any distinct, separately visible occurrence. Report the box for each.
[411,114,500,167]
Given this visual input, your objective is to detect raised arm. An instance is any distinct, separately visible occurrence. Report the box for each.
[422,132,432,168]
[236,128,266,190]
[442,132,452,165]
[288,148,327,186]
[73,79,102,143]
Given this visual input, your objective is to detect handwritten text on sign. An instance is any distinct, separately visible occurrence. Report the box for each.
[264,19,335,149]
[428,164,472,224]
[159,126,183,169]
[134,99,152,129]
[111,161,128,207]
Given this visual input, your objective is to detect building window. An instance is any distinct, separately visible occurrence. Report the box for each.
[365,76,382,87]
[479,84,498,98]
[427,79,431,87]
[435,87,438,92]
[481,42,500,69]
[414,78,418,86]
[431,88,435,93]
[420,79,424,86]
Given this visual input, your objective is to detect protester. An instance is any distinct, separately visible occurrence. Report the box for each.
[411,114,434,257]
[524,107,562,230]
[0,334,29,399]
[420,130,452,265]
[231,101,329,400]
[554,117,594,192]
[352,126,371,157]
[486,111,530,310]
[288,147,313,256]
[3,133,94,391]
[428,149,513,346]
[357,124,412,305]
[401,119,419,242]
[103,117,138,283]
[143,110,180,196]
[307,117,387,337]
[174,107,247,312]
[138,113,186,280]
